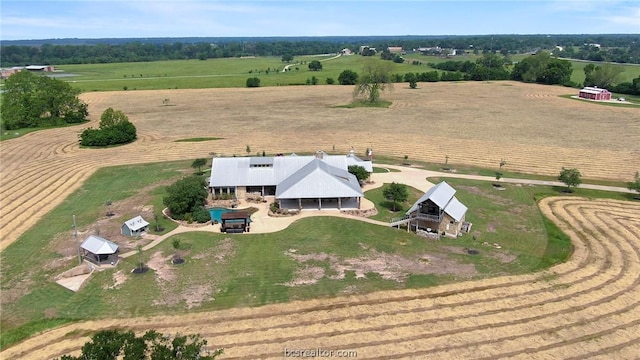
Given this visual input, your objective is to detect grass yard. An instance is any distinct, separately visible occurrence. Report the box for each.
[365,183,425,222]
[3,157,632,349]
[0,160,188,347]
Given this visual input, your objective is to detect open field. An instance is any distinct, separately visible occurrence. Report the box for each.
[2,196,638,359]
[1,81,638,252]
[51,54,640,92]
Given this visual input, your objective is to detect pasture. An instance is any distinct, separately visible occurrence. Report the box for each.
[1,80,639,358]
[55,53,640,92]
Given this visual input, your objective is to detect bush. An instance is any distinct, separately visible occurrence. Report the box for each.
[163,175,208,220]
[246,77,261,87]
[79,121,137,146]
[79,108,136,147]
[192,206,211,223]
[338,70,358,85]
[270,202,280,213]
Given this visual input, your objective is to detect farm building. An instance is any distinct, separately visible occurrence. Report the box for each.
[209,151,372,210]
[387,46,404,54]
[121,215,150,237]
[80,235,119,265]
[579,87,612,101]
[391,181,469,238]
[1,65,55,79]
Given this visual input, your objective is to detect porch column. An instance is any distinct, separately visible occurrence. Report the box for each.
[298,198,302,210]
[261,186,265,196]
[318,198,322,210]
[338,197,342,210]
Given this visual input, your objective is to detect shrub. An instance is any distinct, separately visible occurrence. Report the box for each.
[246,77,261,87]
[270,202,280,213]
[192,207,211,223]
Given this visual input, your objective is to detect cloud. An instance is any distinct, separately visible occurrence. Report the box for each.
[1,16,69,28]
[601,6,640,26]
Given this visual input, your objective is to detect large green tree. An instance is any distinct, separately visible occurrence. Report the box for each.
[163,175,208,221]
[584,64,624,89]
[99,107,129,128]
[192,158,207,174]
[338,70,358,85]
[58,329,223,360]
[628,171,640,196]
[558,167,582,192]
[1,71,88,130]
[348,165,370,183]
[308,60,323,71]
[353,60,393,103]
[511,52,572,85]
[383,182,409,211]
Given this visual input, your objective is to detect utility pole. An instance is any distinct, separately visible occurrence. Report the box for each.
[73,215,81,265]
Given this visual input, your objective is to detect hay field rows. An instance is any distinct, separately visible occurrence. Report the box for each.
[1,81,638,251]
[2,197,638,359]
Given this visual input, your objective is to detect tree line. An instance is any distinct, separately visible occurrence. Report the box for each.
[2,34,638,66]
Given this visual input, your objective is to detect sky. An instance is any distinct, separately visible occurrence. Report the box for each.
[1,0,639,41]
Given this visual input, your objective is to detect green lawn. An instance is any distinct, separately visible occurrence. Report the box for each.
[365,184,425,222]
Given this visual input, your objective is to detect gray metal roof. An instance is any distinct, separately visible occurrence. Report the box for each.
[406,181,457,214]
[276,159,363,199]
[81,235,119,255]
[346,154,373,172]
[443,196,468,222]
[249,157,274,166]
[209,153,372,188]
[122,215,149,231]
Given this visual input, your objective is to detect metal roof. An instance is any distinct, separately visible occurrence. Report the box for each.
[580,87,610,94]
[275,159,363,199]
[123,215,149,231]
[249,157,274,166]
[443,196,468,222]
[346,154,373,172]
[406,181,457,214]
[209,153,372,188]
[81,235,119,255]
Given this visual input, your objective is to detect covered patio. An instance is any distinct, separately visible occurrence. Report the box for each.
[80,235,119,265]
[220,211,250,233]
[279,197,361,210]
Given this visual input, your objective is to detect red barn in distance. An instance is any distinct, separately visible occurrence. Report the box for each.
[578,86,612,101]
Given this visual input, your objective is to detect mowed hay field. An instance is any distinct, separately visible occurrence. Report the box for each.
[1,81,639,358]
[1,81,638,251]
[2,197,639,359]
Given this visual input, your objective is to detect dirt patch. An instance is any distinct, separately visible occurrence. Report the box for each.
[106,270,128,289]
[152,284,214,309]
[192,237,235,263]
[489,251,518,263]
[146,251,175,283]
[285,248,477,286]
[285,266,326,286]
[458,185,513,206]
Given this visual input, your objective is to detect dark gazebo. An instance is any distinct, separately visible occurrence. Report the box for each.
[220,211,249,233]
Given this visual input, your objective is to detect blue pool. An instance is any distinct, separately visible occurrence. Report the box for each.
[208,207,251,223]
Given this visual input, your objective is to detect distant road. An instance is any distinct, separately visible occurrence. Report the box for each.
[557,57,640,66]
